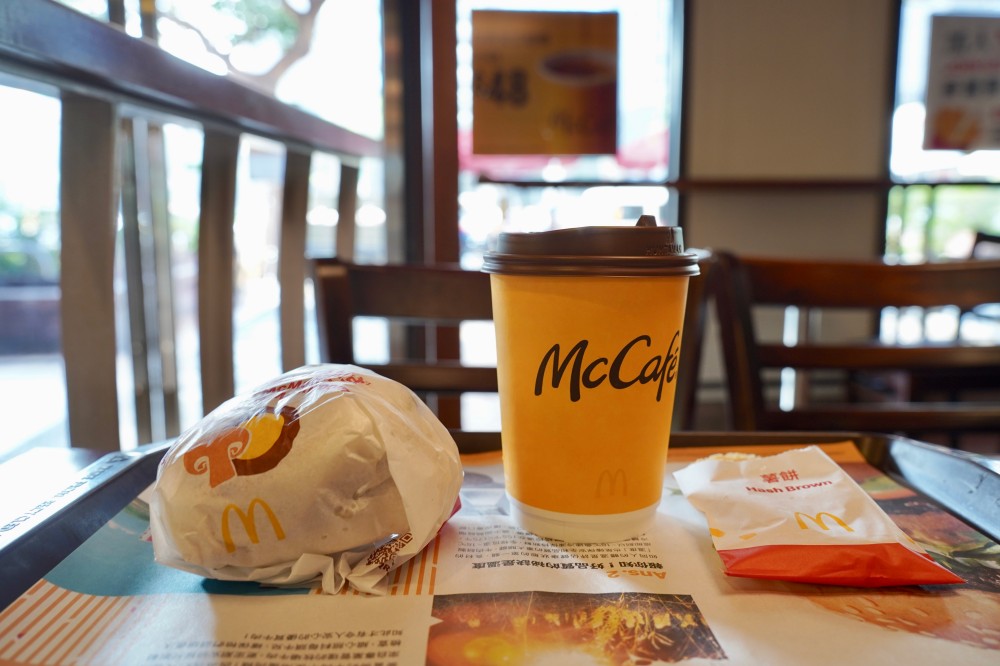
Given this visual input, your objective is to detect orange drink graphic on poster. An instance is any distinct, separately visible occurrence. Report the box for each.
[484,216,698,542]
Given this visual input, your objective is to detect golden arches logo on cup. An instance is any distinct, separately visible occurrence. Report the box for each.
[221,498,287,553]
[595,468,628,499]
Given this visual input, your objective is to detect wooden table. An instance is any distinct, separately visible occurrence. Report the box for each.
[1,433,998,665]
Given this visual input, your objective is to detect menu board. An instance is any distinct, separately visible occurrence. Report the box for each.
[924,14,1000,150]
[471,10,618,155]
[1,442,998,665]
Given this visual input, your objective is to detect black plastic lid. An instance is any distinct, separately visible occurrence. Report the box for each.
[482,215,700,277]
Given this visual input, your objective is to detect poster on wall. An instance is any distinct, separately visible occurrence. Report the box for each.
[471,10,618,155]
[924,14,1000,150]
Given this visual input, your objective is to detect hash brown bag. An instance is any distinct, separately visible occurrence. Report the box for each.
[674,446,962,587]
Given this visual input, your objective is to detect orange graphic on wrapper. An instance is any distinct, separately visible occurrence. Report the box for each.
[182,407,300,487]
[233,409,300,476]
[182,371,367,488]
[259,371,370,400]
[183,425,250,488]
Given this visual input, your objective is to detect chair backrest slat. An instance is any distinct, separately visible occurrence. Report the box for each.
[743,257,1000,309]
[715,251,1000,438]
[345,265,494,321]
[311,258,498,453]
[758,343,1000,370]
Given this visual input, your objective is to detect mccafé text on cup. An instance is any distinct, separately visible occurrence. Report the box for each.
[482,216,700,542]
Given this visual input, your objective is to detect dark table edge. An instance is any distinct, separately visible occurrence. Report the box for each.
[0,442,170,609]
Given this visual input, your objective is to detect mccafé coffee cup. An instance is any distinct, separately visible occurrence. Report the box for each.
[482,215,699,542]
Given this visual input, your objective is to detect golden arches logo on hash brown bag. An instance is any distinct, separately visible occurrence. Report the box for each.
[674,446,963,587]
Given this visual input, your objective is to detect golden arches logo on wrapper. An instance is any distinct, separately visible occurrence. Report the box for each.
[673,446,964,587]
[794,511,854,533]
[221,498,287,553]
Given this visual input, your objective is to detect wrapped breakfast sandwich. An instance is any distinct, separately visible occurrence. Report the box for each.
[150,364,463,595]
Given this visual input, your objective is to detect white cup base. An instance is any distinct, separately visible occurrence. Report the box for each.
[507,494,657,543]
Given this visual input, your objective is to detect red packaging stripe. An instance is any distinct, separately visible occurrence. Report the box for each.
[717,543,964,587]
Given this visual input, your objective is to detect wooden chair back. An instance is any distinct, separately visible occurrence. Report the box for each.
[311,254,716,453]
[674,249,717,430]
[971,230,1000,260]
[311,259,498,453]
[961,230,1000,332]
[713,251,1000,437]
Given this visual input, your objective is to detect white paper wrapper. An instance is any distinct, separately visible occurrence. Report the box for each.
[673,446,962,586]
[149,364,463,595]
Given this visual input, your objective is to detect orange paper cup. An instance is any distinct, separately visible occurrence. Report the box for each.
[483,216,699,542]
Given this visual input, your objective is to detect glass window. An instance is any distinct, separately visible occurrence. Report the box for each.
[142,0,384,141]
[886,1,1000,344]
[0,85,66,460]
[889,0,1000,261]
[161,123,204,433]
[453,1,678,427]
[456,0,677,268]
[53,0,109,20]
[232,136,285,395]
[2,2,386,454]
